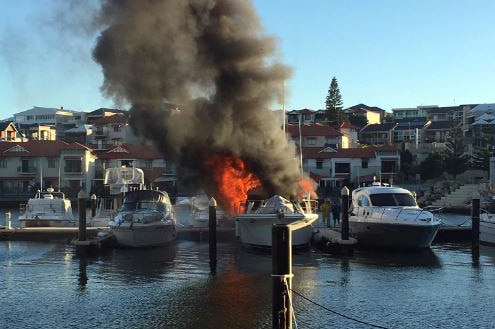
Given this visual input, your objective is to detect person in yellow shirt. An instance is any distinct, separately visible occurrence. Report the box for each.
[320,199,331,228]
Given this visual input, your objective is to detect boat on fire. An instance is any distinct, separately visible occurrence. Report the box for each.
[349,183,441,249]
[19,187,76,228]
[235,195,319,248]
[109,189,177,248]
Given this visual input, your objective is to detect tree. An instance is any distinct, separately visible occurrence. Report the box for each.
[400,149,416,181]
[419,153,444,180]
[471,136,495,171]
[443,127,470,179]
[347,112,368,128]
[325,77,345,124]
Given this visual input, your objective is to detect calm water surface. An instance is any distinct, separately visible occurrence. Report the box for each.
[1,211,494,329]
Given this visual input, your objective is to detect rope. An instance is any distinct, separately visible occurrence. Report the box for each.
[290,288,393,329]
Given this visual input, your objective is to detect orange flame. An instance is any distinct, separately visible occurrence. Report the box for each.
[206,155,261,215]
[298,176,317,199]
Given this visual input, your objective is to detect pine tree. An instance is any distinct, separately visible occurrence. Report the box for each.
[325,77,344,124]
[443,127,470,179]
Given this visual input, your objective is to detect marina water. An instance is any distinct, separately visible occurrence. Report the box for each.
[1,210,495,329]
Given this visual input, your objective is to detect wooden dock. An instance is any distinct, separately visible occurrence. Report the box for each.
[0,226,237,243]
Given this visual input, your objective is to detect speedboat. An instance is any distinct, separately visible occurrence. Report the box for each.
[235,195,319,249]
[349,184,441,249]
[19,187,76,228]
[109,189,177,247]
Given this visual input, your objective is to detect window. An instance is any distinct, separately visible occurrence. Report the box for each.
[370,193,416,207]
[48,158,56,168]
[335,163,350,174]
[362,161,368,169]
[316,160,323,169]
[381,160,397,173]
[113,125,121,132]
[307,137,316,146]
[0,158,6,168]
[65,159,82,173]
[145,160,153,169]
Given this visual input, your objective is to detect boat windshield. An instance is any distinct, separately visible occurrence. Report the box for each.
[369,193,417,207]
[121,190,168,211]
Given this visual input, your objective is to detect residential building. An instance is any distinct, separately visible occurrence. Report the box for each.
[359,122,397,145]
[89,113,140,151]
[392,105,434,119]
[393,118,430,143]
[12,106,85,140]
[344,104,385,124]
[0,121,24,141]
[301,145,400,195]
[0,140,96,201]
[286,123,344,149]
[16,123,56,141]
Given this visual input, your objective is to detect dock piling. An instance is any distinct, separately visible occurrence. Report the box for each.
[5,212,12,229]
[78,190,87,242]
[272,224,292,329]
[341,186,350,241]
[209,197,217,274]
[471,192,480,260]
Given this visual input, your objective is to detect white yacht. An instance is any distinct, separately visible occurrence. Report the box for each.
[19,187,76,228]
[349,184,441,249]
[109,189,177,247]
[235,195,319,249]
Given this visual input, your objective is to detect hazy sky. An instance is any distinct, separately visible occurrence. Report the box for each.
[1,0,494,119]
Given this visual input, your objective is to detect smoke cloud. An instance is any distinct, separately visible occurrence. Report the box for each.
[93,0,302,204]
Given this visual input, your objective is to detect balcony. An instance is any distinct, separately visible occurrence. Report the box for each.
[17,166,37,174]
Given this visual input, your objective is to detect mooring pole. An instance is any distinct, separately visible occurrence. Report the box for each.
[341,186,350,240]
[471,192,480,260]
[272,224,292,329]
[78,189,87,242]
[91,194,97,218]
[5,212,12,229]
[209,197,217,274]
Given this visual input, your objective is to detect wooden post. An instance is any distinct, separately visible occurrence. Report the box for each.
[91,194,97,218]
[272,224,292,329]
[209,197,217,274]
[341,186,350,240]
[471,193,480,260]
[78,189,87,242]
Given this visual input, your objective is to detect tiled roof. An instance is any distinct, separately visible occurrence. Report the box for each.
[286,123,342,137]
[95,144,163,160]
[0,140,90,157]
[93,113,129,126]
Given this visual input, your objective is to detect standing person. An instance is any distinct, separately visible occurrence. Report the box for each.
[320,199,331,228]
[332,200,341,227]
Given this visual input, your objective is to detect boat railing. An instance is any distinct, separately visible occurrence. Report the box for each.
[21,203,65,214]
[352,206,437,222]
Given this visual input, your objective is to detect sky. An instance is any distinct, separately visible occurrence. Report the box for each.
[0,0,494,120]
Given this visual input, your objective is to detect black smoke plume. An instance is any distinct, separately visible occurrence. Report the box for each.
[93,0,302,205]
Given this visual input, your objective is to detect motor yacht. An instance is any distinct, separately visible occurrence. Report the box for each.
[349,183,441,249]
[235,195,318,249]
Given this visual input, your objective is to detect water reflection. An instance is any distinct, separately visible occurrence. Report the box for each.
[350,247,442,268]
[98,243,178,282]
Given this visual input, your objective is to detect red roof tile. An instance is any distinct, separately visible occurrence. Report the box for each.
[286,123,342,138]
[0,140,90,157]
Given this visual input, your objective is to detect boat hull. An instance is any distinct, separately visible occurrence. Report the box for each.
[349,220,440,249]
[111,223,177,248]
[236,213,318,248]
[480,214,495,246]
